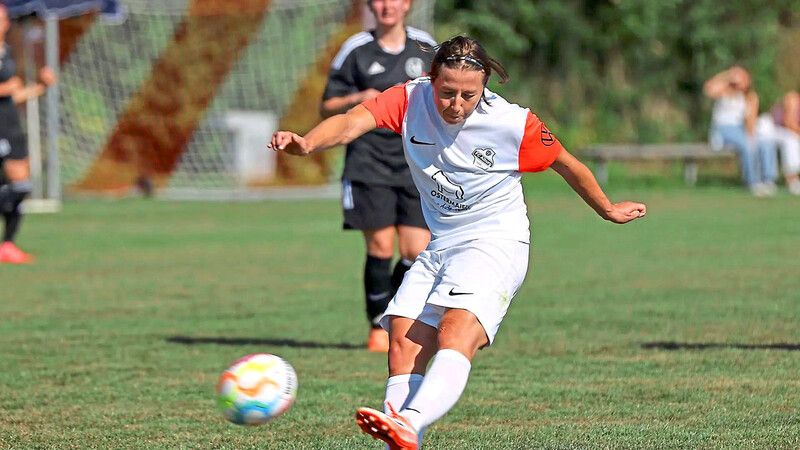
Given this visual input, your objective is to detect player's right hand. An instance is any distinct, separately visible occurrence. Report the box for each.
[604,201,646,224]
[268,131,311,156]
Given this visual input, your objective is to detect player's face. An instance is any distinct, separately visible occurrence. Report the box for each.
[370,0,411,28]
[432,66,485,125]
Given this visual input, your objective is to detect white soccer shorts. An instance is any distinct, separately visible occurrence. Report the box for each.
[379,239,529,345]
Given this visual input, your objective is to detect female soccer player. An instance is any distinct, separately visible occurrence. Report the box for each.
[321,0,436,352]
[0,5,57,264]
[270,36,646,449]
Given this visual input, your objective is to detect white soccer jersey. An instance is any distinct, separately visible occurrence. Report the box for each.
[362,78,564,249]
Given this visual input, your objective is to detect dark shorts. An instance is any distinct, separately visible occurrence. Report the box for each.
[0,132,27,161]
[342,179,428,231]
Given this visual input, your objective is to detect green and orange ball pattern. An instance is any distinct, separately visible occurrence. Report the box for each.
[216,353,298,425]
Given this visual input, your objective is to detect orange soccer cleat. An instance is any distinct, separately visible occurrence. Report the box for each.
[0,242,34,264]
[356,403,418,450]
[367,328,390,353]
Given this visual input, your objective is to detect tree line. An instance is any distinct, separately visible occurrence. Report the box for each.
[434,0,800,146]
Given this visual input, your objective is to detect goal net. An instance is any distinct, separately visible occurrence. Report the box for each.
[52,0,434,199]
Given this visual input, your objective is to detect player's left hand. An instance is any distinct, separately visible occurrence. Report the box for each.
[604,201,646,224]
[268,131,310,156]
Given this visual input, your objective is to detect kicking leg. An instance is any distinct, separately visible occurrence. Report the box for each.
[399,308,486,434]
[357,316,437,449]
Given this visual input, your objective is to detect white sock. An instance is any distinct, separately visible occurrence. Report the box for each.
[400,349,472,433]
[384,374,426,448]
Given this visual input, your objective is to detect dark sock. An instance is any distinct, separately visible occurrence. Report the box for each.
[364,255,393,327]
[391,258,414,293]
[1,181,31,243]
[0,184,12,242]
[3,210,21,242]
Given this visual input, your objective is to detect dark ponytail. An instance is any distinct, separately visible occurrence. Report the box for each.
[429,36,509,103]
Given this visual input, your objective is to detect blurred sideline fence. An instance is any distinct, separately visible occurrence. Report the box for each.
[26,0,434,202]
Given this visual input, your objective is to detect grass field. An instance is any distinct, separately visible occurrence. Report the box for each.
[2,173,799,449]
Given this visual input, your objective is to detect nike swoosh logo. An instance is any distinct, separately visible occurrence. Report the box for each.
[410,136,435,146]
[448,288,472,296]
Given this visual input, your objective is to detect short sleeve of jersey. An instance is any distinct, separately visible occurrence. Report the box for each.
[518,112,563,172]
[323,50,358,100]
[361,84,408,135]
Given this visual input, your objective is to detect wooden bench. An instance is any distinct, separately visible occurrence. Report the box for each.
[580,143,737,185]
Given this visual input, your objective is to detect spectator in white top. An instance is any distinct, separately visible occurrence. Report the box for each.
[704,66,770,195]
[758,90,800,195]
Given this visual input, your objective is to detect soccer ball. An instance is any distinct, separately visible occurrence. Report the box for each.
[216,353,298,425]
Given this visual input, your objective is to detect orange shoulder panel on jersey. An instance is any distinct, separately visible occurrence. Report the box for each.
[518,111,564,172]
[361,84,408,135]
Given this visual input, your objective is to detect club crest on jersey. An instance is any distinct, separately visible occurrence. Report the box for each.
[540,126,555,147]
[472,148,495,170]
[405,57,424,78]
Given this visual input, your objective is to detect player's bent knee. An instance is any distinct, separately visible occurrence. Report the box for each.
[397,227,430,260]
[437,313,488,360]
[398,246,425,262]
[366,240,395,259]
[3,160,31,181]
[387,322,437,375]
[364,228,396,258]
[387,342,424,375]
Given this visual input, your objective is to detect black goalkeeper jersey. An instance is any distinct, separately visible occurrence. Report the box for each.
[323,27,436,186]
[0,44,23,138]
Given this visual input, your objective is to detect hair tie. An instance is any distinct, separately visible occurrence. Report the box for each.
[444,56,485,70]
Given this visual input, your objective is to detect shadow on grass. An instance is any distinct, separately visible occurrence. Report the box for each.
[165,335,362,350]
[642,341,800,351]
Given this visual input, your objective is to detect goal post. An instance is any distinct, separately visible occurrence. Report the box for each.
[4,0,105,212]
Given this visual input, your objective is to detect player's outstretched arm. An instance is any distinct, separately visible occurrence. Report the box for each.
[268,105,377,156]
[549,149,646,224]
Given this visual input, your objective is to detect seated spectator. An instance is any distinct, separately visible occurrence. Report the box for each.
[769,90,800,195]
[704,66,766,195]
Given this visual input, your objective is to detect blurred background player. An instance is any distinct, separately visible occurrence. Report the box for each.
[703,66,766,195]
[0,4,57,264]
[270,36,646,449]
[320,0,436,352]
